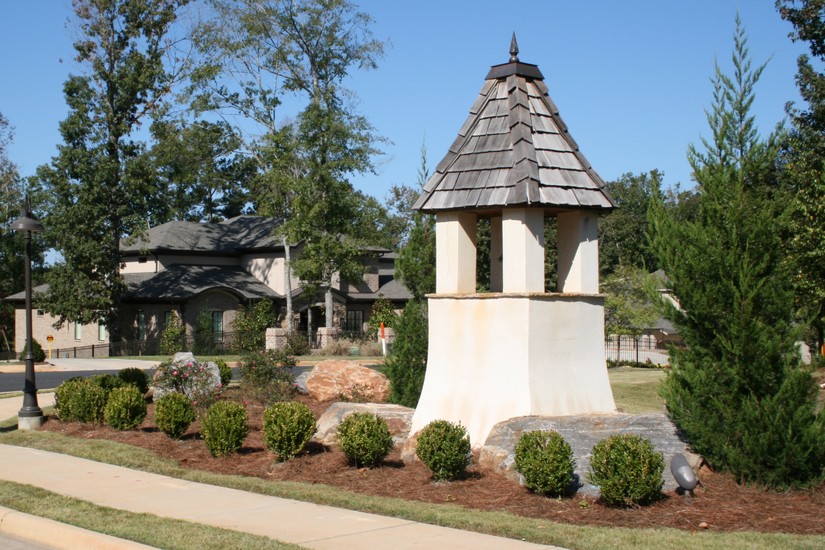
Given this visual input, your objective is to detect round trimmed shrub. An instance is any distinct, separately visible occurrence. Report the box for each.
[118,367,149,394]
[514,430,575,497]
[201,401,249,457]
[337,412,393,468]
[415,420,471,481]
[54,378,107,424]
[154,392,196,440]
[588,433,664,506]
[262,401,317,461]
[90,373,126,397]
[104,386,147,430]
[18,338,45,362]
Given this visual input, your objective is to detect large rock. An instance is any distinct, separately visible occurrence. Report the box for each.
[305,360,391,402]
[314,402,415,446]
[478,413,702,497]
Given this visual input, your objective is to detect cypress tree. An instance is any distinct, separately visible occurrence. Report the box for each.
[648,17,825,488]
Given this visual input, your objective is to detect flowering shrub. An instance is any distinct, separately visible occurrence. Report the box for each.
[239,349,296,404]
[152,357,222,409]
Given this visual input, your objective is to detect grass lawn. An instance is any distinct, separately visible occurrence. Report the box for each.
[608,366,667,414]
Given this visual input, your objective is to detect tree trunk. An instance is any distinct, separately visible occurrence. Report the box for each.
[283,237,293,335]
[325,286,334,329]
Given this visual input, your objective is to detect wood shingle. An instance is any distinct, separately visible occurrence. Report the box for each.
[414,37,615,213]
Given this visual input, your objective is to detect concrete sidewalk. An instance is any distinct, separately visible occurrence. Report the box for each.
[0,444,562,549]
[0,394,55,423]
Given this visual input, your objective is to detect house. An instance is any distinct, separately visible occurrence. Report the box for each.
[7,215,411,356]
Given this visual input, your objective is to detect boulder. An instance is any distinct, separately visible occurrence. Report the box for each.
[305,360,391,402]
[478,413,702,497]
[314,402,415,446]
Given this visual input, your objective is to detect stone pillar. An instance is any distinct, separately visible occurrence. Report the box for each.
[435,212,477,294]
[502,208,545,293]
[265,327,288,350]
[557,211,599,293]
[316,327,340,350]
[489,216,503,292]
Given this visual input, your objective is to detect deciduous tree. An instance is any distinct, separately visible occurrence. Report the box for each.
[35,0,189,343]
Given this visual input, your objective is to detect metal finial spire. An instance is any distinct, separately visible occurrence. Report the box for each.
[509,33,519,63]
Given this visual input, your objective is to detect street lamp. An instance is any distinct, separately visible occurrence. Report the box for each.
[10,196,44,430]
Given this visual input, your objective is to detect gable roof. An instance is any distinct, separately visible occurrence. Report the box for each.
[414,35,615,214]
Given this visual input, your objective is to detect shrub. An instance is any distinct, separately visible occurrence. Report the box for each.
[262,401,317,461]
[514,430,575,497]
[201,401,249,457]
[54,378,107,424]
[152,357,222,409]
[366,297,397,339]
[320,339,354,356]
[232,299,278,353]
[238,349,295,404]
[18,338,46,362]
[285,333,310,356]
[215,359,232,387]
[104,386,147,430]
[90,373,127,397]
[588,434,664,506]
[383,300,428,407]
[118,367,149,394]
[337,413,393,468]
[154,392,196,440]
[415,420,471,481]
[159,314,186,356]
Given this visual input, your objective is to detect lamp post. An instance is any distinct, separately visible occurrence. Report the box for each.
[10,196,44,430]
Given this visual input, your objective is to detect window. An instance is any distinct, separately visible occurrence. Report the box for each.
[163,310,173,330]
[74,322,82,341]
[211,311,223,343]
[137,310,146,341]
[36,310,44,317]
[98,323,106,341]
[345,310,364,333]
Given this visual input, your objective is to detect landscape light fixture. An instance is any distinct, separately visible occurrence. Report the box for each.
[10,195,45,430]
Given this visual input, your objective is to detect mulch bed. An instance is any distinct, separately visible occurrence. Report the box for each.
[40,389,825,536]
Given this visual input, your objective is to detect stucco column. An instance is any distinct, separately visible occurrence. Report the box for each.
[557,211,599,293]
[502,208,545,293]
[489,216,503,292]
[436,212,477,294]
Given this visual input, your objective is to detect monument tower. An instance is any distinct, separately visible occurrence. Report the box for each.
[410,35,617,446]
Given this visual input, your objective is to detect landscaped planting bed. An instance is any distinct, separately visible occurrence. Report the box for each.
[38,386,825,535]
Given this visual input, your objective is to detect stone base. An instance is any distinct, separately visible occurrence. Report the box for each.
[477,413,703,497]
[17,415,45,430]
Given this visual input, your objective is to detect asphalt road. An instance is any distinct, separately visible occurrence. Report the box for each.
[0,369,123,393]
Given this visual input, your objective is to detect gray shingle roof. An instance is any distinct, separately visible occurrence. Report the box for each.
[125,265,280,301]
[121,216,285,255]
[414,39,615,214]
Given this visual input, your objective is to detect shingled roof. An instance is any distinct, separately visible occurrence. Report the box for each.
[414,35,615,214]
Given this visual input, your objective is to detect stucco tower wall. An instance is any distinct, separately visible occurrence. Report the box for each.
[410,293,616,447]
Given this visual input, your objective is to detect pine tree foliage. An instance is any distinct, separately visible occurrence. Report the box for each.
[383,299,428,408]
[649,17,825,487]
[34,0,188,340]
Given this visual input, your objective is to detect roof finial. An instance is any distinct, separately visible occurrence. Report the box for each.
[509,32,519,63]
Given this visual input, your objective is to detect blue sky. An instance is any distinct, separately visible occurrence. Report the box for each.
[0,1,811,204]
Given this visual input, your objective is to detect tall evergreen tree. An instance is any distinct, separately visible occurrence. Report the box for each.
[777,0,825,354]
[396,142,435,300]
[34,0,188,342]
[649,17,824,487]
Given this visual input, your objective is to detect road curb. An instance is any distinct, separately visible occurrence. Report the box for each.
[0,506,155,549]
